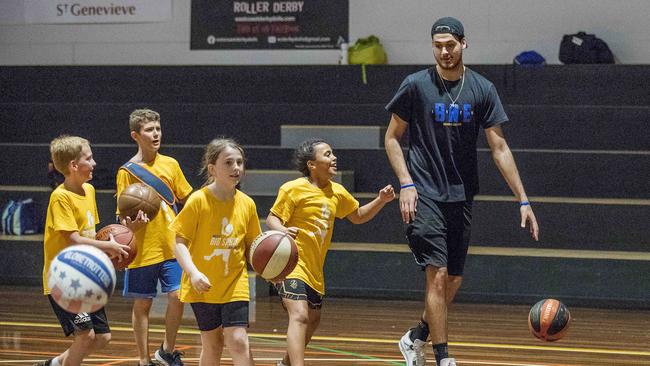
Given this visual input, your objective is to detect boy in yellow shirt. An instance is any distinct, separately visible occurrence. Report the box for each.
[116,109,193,366]
[35,135,129,366]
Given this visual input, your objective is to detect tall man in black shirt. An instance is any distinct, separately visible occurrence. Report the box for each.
[385,17,539,366]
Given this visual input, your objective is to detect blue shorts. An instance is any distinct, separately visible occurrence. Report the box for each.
[122,259,182,298]
[190,301,249,331]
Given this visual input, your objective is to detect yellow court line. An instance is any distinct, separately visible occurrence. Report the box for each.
[3,321,650,358]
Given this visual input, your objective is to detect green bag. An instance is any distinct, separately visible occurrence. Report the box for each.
[348,35,388,65]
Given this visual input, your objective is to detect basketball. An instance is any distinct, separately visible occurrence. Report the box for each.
[528,298,571,341]
[95,224,137,271]
[249,230,298,282]
[47,245,116,313]
[118,183,161,220]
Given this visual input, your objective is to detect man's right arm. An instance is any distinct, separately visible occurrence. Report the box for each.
[385,113,418,223]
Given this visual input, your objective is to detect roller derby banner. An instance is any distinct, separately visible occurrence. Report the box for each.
[23,0,171,24]
[191,0,349,49]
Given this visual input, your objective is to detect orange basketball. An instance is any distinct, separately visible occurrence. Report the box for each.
[249,230,298,282]
[528,298,571,341]
[118,183,161,220]
[96,224,137,271]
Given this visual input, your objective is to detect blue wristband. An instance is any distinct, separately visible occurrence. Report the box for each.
[520,201,530,206]
[400,183,416,189]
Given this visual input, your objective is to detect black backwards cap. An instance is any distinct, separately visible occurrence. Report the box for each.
[431,17,464,38]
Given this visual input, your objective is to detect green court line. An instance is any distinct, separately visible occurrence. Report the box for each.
[251,335,403,365]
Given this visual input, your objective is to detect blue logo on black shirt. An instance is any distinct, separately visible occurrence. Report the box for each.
[433,103,472,126]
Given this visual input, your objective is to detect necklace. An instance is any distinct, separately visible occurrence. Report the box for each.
[437,66,465,108]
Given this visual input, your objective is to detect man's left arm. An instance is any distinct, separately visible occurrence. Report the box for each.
[485,125,539,241]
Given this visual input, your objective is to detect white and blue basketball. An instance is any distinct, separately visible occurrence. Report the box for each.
[47,245,116,313]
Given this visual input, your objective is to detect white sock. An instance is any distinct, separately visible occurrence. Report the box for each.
[50,357,62,366]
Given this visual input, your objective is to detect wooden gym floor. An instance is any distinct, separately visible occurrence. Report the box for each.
[1,286,649,365]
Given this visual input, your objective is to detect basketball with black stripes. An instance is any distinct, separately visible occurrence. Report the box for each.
[249,230,298,282]
[528,298,571,341]
[118,182,161,220]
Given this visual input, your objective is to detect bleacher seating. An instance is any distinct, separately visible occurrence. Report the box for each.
[1,65,648,307]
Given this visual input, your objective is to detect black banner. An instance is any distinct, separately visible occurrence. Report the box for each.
[190,0,348,49]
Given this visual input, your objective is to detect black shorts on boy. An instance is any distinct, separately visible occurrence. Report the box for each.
[406,195,472,276]
[48,295,110,337]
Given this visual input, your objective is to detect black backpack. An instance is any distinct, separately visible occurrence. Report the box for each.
[559,31,614,64]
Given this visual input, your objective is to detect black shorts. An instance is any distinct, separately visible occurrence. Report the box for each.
[406,196,472,276]
[190,301,249,331]
[47,295,110,337]
[275,278,323,310]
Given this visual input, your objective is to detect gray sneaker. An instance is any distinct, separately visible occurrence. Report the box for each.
[32,359,52,366]
[154,343,184,366]
[398,329,426,366]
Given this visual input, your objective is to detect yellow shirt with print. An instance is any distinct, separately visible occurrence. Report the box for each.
[169,187,261,304]
[270,178,359,295]
[116,153,193,268]
[42,183,100,295]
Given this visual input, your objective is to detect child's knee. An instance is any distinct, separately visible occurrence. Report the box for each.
[94,332,111,348]
[227,333,250,355]
[74,329,96,348]
[133,298,153,313]
[169,289,180,299]
[288,307,310,325]
[201,342,223,359]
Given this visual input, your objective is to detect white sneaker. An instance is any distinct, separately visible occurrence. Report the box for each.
[439,358,457,366]
[398,329,426,366]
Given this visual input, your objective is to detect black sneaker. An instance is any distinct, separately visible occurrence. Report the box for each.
[154,343,184,366]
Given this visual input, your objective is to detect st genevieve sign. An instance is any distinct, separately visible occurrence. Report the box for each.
[24,0,171,24]
[191,0,349,50]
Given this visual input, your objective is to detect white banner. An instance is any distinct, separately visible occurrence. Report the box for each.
[0,0,25,25]
[24,0,171,24]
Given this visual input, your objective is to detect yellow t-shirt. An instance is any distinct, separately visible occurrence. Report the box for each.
[115,153,193,268]
[169,187,261,304]
[42,183,99,295]
[270,178,359,295]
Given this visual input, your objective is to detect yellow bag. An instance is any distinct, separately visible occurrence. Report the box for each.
[348,35,388,65]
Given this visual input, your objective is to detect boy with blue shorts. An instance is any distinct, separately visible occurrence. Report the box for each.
[116,109,193,366]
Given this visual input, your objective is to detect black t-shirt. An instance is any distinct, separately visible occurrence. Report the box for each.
[386,67,508,202]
